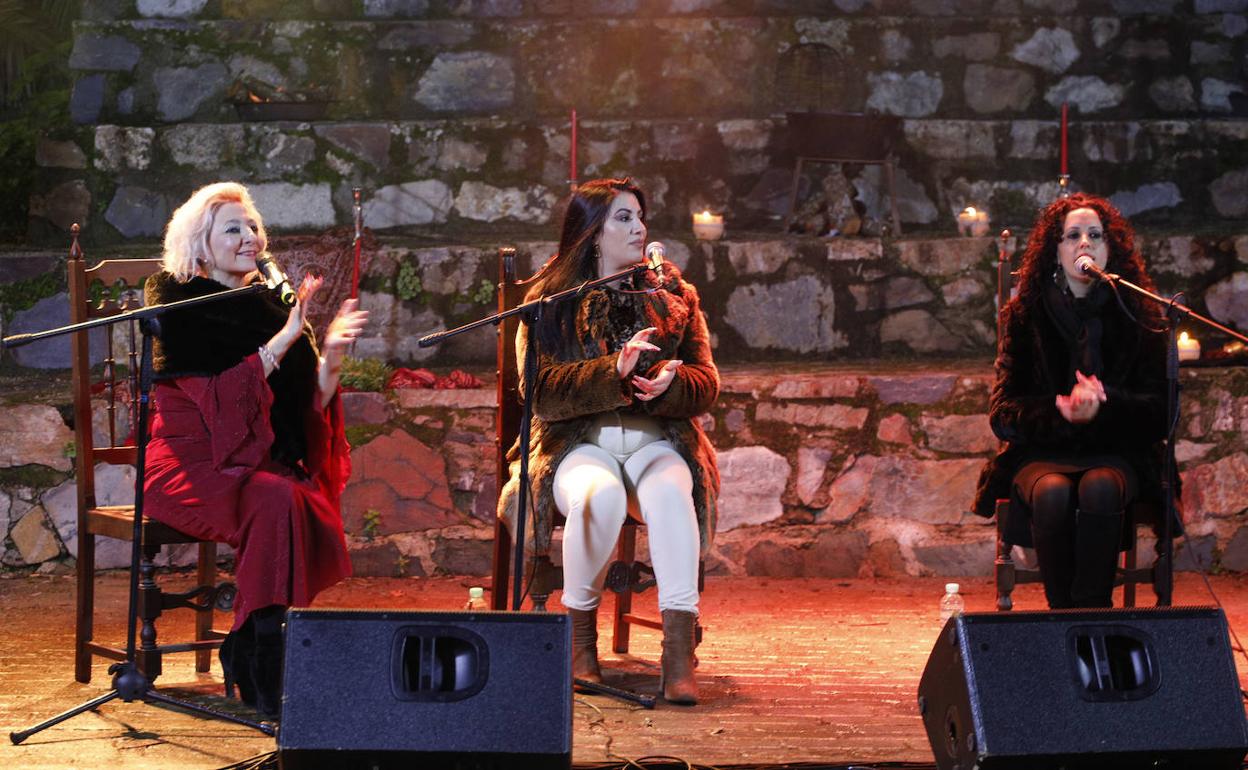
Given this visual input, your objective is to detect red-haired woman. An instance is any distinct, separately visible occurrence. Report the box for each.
[974,193,1179,608]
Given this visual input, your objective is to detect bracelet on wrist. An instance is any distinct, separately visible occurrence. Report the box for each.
[258,344,280,371]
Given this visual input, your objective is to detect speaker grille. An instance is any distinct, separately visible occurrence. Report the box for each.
[918,607,1248,770]
[278,609,571,767]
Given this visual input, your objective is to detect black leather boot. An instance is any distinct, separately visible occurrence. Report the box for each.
[248,605,286,719]
[1031,521,1076,609]
[219,616,256,705]
[1071,508,1124,608]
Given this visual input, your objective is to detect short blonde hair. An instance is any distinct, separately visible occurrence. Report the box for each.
[162,182,268,282]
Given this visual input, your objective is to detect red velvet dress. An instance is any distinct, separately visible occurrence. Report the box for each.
[144,352,353,630]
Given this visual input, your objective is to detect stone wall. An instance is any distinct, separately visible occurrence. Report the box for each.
[4,363,1247,579]
[9,227,1248,366]
[31,0,1248,247]
[5,228,1247,367]
[347,229,1248,364]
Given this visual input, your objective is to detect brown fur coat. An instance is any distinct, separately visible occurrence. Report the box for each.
[497,262,721,556]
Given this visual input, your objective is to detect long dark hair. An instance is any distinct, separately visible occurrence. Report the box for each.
[1013,192,1161,324]
[527,177,647,356]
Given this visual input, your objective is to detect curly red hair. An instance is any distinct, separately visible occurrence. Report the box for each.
[1012,192,1161,324]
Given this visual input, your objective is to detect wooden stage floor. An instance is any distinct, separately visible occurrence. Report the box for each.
[4,572,1248,769]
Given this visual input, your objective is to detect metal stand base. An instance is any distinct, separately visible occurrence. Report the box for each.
[11,661,274,744]
[573,677,657,709]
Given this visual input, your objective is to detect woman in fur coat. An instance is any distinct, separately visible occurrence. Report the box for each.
[973,193,1178,609]
[143,182,368,717]
[498,177,720,704]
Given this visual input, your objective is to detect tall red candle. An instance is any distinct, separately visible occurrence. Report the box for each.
[1058,100,1068,174]
[570,108,578,184]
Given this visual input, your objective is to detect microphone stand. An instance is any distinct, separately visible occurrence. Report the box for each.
[6,284,277,744]
[417,253,660,710]
[351,187,363,300]
[1086,266,1248,606]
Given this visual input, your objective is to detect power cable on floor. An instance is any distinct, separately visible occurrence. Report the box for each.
[215,751,277,770]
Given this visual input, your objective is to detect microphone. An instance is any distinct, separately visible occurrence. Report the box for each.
[645,241,666,284]
[1074,255,1113,283]
[255,253,296,307]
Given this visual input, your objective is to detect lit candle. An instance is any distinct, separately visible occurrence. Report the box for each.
[692,210,724,240]
[1060,102,1068,176]
[956,207,989,237]
[1178,331,1201,362]
[569,108,578,187]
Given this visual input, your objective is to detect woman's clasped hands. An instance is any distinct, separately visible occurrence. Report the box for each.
[616,326,681,402]
[1055,370,1106,424]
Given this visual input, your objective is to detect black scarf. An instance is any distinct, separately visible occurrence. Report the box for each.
[1042,276,1112,387]
[144,271,320,471]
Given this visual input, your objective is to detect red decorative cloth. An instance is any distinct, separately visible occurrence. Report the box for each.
[386,367,484,390]
[386,367,437,390]
[144,353,353,630]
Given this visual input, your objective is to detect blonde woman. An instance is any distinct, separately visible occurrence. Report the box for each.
[144,182,367,717]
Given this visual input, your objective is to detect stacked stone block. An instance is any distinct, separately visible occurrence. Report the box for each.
[31,1,1248,245]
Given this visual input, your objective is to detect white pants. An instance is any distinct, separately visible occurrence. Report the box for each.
[554,413,700,614]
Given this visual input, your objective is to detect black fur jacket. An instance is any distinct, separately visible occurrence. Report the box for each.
[145,271,320,471]
[972,288,1182,541]
[497,263,721,557]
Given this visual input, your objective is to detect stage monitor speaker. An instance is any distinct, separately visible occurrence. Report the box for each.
[277,609,571,770]
[917,607,1248,770]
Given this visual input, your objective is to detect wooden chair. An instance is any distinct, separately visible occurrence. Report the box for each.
[489,248,703,654]
[990,231,1160,610]
[68,226,231,683]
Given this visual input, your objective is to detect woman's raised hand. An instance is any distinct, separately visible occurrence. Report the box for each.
[1074,370,1107,402]
[616,327,659,378]
[1056,370,1106,424]
[632,359,682,401]
[265,274,322,369]
[318,297,370,408]
[323,298,369,362]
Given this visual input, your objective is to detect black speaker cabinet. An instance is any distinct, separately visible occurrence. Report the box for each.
[278,609,571,770]
[917,607,1248,770]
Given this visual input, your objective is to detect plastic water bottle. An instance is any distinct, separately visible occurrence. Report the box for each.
[464,586,488,611]
[939,582,965,624]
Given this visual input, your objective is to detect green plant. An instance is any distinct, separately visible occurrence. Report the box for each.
[0,268,64,324]
[395,552,410,577]
[0,1,81,241]
[0,1,78,102]
[361,508,382,541]
[395,260,422,301]
[988,187,1036,231]
[470,278,495,305]
[339,355,392,392]
[344,423,388,449]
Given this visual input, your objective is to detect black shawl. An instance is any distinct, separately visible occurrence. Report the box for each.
[144,271,320,471]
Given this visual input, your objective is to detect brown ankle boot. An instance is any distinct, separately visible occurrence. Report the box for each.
[660,609,699,705]
[567,608,602,684]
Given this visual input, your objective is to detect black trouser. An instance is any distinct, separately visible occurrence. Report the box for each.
[1027,468,1127,608]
